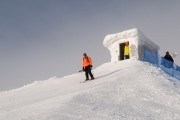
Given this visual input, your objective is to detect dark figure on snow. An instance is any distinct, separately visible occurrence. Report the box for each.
[82,53,95,81]
[163,51,174,68]
[164,51,174,63]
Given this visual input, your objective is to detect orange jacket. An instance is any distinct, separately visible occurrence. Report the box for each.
[82,56,92,67]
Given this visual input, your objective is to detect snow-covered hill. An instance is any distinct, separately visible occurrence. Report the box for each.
[1,60,180,120]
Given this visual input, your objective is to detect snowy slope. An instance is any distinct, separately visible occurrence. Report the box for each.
[0,60,180,120]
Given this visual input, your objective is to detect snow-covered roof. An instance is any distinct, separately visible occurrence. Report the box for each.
[103,28,160,50]
[103,28,138,48]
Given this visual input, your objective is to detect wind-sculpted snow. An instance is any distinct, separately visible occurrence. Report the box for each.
[0,60,180,120]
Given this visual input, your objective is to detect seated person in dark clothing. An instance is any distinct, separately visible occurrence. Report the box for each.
[164,51,174,63]
[163,51,174,68]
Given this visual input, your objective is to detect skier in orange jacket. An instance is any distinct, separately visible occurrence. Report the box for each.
[82,53,94,80]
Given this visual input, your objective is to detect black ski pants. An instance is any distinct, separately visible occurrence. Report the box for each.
[84,65,94,80]
[125,55,129,59]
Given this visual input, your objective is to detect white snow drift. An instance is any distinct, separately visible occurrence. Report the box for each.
[0,60,180,120]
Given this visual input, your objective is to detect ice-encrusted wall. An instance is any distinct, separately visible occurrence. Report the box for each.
[103,28,160,62]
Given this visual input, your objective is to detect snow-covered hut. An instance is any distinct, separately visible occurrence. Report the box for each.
[103,28,160,62]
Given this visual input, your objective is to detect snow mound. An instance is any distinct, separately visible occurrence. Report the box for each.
[0,60,180,120]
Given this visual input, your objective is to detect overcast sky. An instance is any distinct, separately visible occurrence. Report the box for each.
[0,0,180,91]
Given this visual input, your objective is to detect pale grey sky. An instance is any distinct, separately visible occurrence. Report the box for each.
[0,0,180,91]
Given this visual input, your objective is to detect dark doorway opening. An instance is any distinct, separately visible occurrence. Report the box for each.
[119,42,130,61]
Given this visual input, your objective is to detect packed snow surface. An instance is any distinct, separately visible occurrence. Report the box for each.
[1,60,180,120]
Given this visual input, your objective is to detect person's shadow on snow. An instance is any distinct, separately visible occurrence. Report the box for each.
[95,69,122,79]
